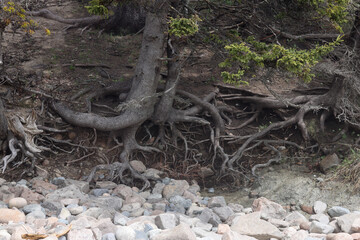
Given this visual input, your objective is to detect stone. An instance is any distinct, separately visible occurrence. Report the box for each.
[288,230,309,240]
[78,207,104,219]
[61,198,79,206]
[199,167,214,177]
[20,188,44,204]
[26,210,46,221]
[115,226,136,240]
[300,205,314,214]
[23,204,44,214]
[95,181,117,190]
[0,230,10,240]
[130,208,145,217]
[300,221,311,231]
[64,179,90,193]
[68,205,84,215]
[102,233,116,240]
[91,218,117,235]
[71,216,96,229]
[192,227,222,240]
[328,206,350,218]
[142,168,163,179]
[9,225,35,240]
[152,183,165,195]
[92,189,109,197]
[169,195,192,210]
[31,179,57,195]
[151,223,196,240]
[217,224,231,234]
[337,212,360,233]
[228,203,243,213]
[198,208,222,227]
[162,180,189,200]
[112,185,133,199]
[252,197,287,220]
[114,212,130,226]
[155,213,178,229]
[309,213,330,224]
[8,197,27,209]
[207,196,227,208]
[284,211,309,226]
[222,231,257,240]
[268,218,290,228]
[121,203,141,212]
[326,233,353,240]
[212,206,234,222]
[309,221,334,234]
[351,217,360,232]
[42,236,58,240]
[41,201,62,216]
[59,208,71,220]
[313,201,327,214]
[68,229,95,240]
[352,233,360,240]
[88,196,123,212]
[45,185,89,204]
[51,177,66,188]
[319,153,340,173]
[0,208,25,223]
[231,212,283,240]
[130,160,147,173]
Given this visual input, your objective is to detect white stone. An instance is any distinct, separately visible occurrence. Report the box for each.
[313,201,327,214]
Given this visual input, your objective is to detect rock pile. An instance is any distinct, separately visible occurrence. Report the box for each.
[0,170,359,239]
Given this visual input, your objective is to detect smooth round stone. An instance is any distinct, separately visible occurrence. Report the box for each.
[8,197,27,209]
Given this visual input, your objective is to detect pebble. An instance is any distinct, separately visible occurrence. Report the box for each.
[0,174,357,240]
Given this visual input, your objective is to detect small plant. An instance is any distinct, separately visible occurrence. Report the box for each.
[168,15,201,38]
[219,35,343,84]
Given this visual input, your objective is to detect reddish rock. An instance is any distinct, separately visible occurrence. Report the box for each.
[301,204,314,214]
[326,233,352,240]
[217,224,231,234]
[31,179,57,195]
[352,233,360,240]
[20,188,45,204]
[0,208,25,223]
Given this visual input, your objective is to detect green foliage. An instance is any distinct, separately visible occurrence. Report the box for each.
[85,0,111,18]
[168,15,201,38]
[219,35,343,84]
[298,0,350,31]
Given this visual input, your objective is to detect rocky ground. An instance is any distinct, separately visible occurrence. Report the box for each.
[0,160,359,240]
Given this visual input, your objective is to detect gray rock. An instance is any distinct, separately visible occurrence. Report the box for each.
[152,183,165,195]
[328,206,350,218]
[309,213,330,224]
[51,177,66,188]
[268,218,290,228]
[91,218,117,235]
[41,201,62,216]
[121,203,141,212]
[114,212,130,226]
[212,206,234,222]
[188,184,200,195]
[337,212,360,233]
[78,207,103,219]
[192,227,222,240]
[143,168,163,179]
[26,210,46,219]
[162,180,189,200]
[252,197,287,220]
[228,203,244,213]
[23,204,44,214]
[95,181,117,190]
[67,229,94,240]
[207,196,226,208]
[112,185,133,199]
[169,195,192,210]
[92,189,109,197]
[59,208,71,220]
[87,196,123,212]
[102,233,116,240]
[309,221,334,234]
[68,205,85,215]
[284,211,308,227]
[115,226,136,240]
[134,230,147,240]
[130,208,145,217]
[45,185,89,204]
[319,153,340,173]
[64,179,90,193]
[313,201,327,214]
[130,160,147,173]
[198,208,221,227]
[187,205,204,217]
[231,212,284,240]
[155,213,178,229]
[150,223,196,240]
[153,203,166,212]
